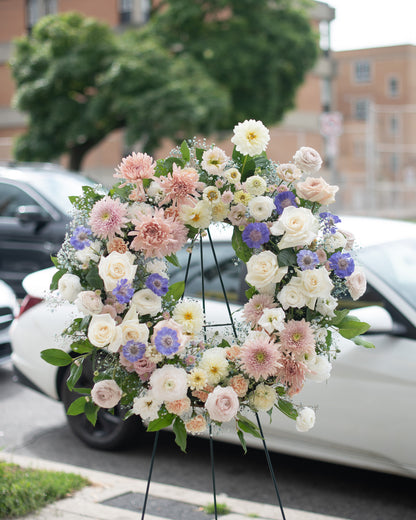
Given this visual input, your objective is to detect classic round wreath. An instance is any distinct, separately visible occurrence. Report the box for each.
[43,119,372,451]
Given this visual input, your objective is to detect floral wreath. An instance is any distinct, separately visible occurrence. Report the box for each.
[43,119,373,452]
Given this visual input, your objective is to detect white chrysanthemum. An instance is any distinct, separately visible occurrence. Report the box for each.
[248,196,275,221]
[199,347,229,385]
[249,383,277,411]
[231,119,270,156]
[223,167,241,184]
[201,146,228,175]
[133,392,162,421]
[146,259,168,276]
[188,368,209,390]
[258,307,286,334]
[211,201,229,222]
[202,186,221,205]
[296,407,316,432]
[179,200,212,229]
[172,299,204,336]
[149,365,188,402]
[244,175,267,196]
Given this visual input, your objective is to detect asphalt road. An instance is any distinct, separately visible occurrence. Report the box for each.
[1,361,415,520]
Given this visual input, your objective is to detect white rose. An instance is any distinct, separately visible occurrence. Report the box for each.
[305,355,332,383]
[58,273,82,303]
[298,268,334,310]
[121,319,150,344]
[276,163,302,183]
[293,147,323,174]
[98,251,137,292]
[91,380,123,409]
[88,313,119,348]
[75,291,103,315]
[277,277,308,310]
[146,259,168,276]
[296,176,338,205]
[258,308,286,334]
[316,295,338,317]
[270,206,319,249]
[296,407,316,432]
[248,196,275,221]
[150,365,188,402]
[346,267,367,300]
[245,251,288,294]
[324,231,347,253]
[132,289,162,317]
[75,240,101,267]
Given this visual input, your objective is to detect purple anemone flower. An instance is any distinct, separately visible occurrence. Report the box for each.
[329,252,355,278]
[112,278,135,304]
[297,250,320,271]
[154,327,181,356]
[242,222,270,249]
[70,226,92,250]
[146,273,169,296]
[122,340,146,362]
[320,212,341,235]
[274,191,297,214]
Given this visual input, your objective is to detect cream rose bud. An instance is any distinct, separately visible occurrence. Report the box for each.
[75,291,103,315]
[131,289,162,317]
[296,176,339,205]
[245,251,288,294]
[58,273,82,303]
[298,267,334,309]
[91,380,123,409]
[88,313,119,348]
[98,251,137,292]
[205,386,239,422]
[270,206,319,250]
[248,196,275,221]
[296,407,316,432]
[324,231,347,253]
[293,146,323,174]
[277,277,308,310]
[249,383,277,411]
[121,319,149,344]
[346,267,367,300]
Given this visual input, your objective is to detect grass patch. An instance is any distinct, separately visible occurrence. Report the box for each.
[202,502,231,515]
[0,461,89,518]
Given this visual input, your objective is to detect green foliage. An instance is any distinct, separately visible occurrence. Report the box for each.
[40,348,72,367]
[0,462,88,518]
[203,502,231,515]
[277,398,298,420]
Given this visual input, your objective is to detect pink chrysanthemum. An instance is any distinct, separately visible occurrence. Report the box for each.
[114,152,156,200]
[158,165,203,207]
[243,294,277,326]
[279,319,315,357]
[129,208,188,258]
[89,196,128,240]
[276,356,307,397]
[240,336,281,381]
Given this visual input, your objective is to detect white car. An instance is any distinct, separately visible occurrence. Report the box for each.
[10,216,416,479]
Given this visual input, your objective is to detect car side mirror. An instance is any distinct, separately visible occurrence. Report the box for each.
[350,305,406,335]
[15,205,51,224]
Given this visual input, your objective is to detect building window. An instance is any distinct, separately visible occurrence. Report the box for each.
[388,76,399,98]
[390,153,400,174]
[119,0,133,24]
[354,60,371,83]
[26,0,57,32]
[354,99,369,120]
[389,114,400,135]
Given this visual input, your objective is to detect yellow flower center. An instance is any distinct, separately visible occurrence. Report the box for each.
[247,131,257,142]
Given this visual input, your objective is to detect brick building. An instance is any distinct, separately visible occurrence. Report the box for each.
[0,0,335,185]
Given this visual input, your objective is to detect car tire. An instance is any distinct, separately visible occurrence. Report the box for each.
[60,358,142,451]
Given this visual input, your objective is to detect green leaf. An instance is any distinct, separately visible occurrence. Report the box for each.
[72,387,91,395]
[85,265,104,290]
[217,338,230,349]
[173,417,187,453]
[180,140,190,162]
[352,335,375,349]
[147,413,175,432]
[70,340,94,354]
[41,348,72,367]
[231,227,252,262]
[277,248,297,266]
[165,281,185,302]
[195,148,204,162]
[165,253,181,268]
[245,286,256,300]
[237,429,247,454]
[236,418,262,439]
[164,157,185,171]
[338,316,371,339]
[50,269,66,291]
[66,360,84,391]
[329,309,350,327]
[277,399,298,420]
[50,256,59,268]
[67,396,87,416]
[85,400,99,426]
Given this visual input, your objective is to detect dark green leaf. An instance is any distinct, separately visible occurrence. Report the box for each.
[277,399,298,420]
[165,253,181,268]
[236,418,262,439]
[85,400,99,426]
[70,340,94,354]
[180,140,190,162]
[67,396,87,416]
[232,227,252,262]
[72,387,91,395]
[277,248,297,266]
[237,429,247,454]
[195,148,204,162]
[50,269,66,291]
[41,348,72,367]
[173,417,187,453]
[147,413,175,432]
[66,360,84,391]
[164,157,184,171]
[165,281,185,301]
[85,265,104,290]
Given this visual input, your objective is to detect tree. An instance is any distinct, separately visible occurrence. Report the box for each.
[149,0,319,127]
[10,12,229,171]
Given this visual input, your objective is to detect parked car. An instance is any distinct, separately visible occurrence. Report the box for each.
[0,162,95,297]
[10,216,416,479]
[0,279,18,364]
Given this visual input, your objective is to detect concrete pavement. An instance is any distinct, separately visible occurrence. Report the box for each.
[1,452,351,520]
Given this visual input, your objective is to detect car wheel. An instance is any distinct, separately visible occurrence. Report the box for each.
[60,358,142,450]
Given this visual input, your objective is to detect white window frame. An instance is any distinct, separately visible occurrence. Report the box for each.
[354,60,371,83]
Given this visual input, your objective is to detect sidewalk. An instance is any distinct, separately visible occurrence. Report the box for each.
[0,452,351,520]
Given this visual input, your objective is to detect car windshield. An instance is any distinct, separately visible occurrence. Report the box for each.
[358,238,416,310]
[29,172,96,215]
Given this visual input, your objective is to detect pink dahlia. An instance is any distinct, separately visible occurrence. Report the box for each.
[243,294,277,327]
[158,165,203,207]
[276,356,307,397]
[114,152,156,200]
[89,196,128,240]
[240,336,281,381]
[129,208,188,258]
[279,319,315,357]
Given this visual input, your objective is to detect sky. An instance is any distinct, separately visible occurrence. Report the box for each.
[326,0,416,51]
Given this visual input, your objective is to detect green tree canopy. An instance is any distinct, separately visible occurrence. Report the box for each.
[10,12,229,170]
[150,0,319,127]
